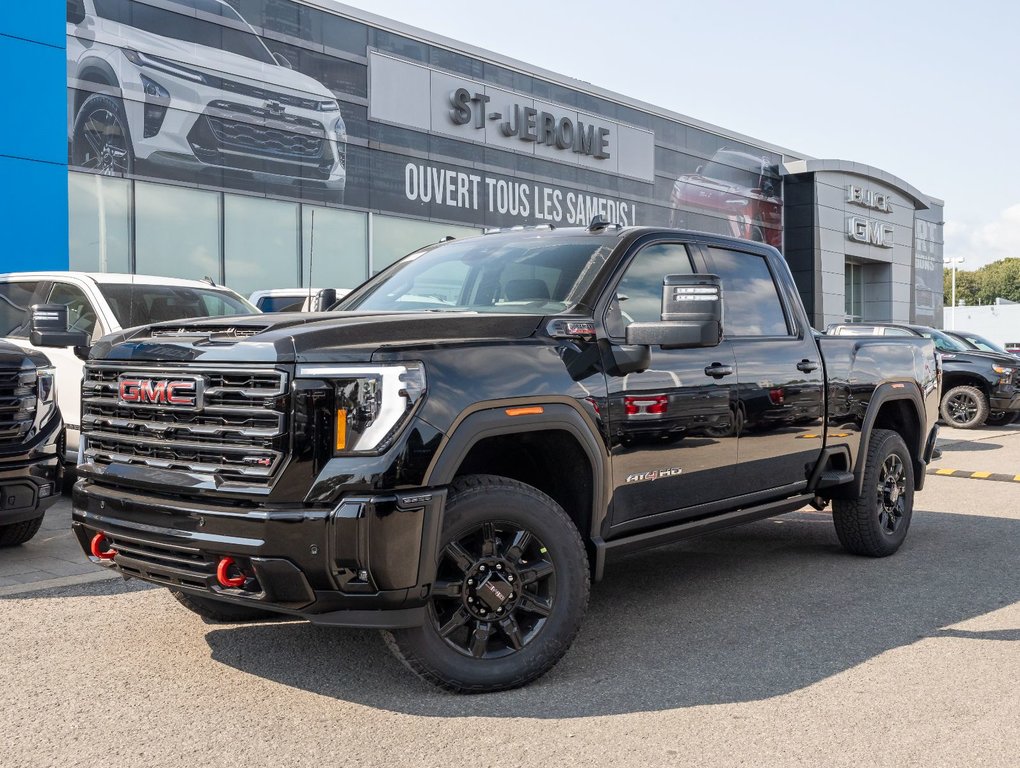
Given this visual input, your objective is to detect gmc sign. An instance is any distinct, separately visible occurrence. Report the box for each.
[118,376,202,408]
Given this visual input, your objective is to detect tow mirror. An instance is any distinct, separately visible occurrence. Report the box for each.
[315,288,337,312]
[29,304,91,349]
[625,274,723,349]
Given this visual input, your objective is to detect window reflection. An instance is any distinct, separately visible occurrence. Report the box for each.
[224,195,299,296]
[69,172,131,273]
[135,181,220,282]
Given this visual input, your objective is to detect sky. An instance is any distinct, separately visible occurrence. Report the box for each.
[340,0,1019,272]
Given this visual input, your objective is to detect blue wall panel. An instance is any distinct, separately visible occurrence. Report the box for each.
[0,4,68,273]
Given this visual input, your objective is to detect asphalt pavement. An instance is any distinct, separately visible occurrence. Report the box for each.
[1,426,1018,767]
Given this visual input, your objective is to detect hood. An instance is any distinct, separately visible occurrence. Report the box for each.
[95,25,336,99]
[0,340,50,369]
[941,348,1019,367]
[89,311,547,365]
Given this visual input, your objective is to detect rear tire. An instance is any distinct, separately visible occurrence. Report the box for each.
[0,515,44,547]
[169,590,278,622]
[939,385,988,429]
[384,474,590,693]
[832,429,914,557]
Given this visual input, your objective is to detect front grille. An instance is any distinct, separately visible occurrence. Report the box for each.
[187,101,340,180]
[81,364,289,490]
[0,368,36,446]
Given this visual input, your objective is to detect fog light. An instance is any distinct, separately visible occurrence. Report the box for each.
[38,483,54,499]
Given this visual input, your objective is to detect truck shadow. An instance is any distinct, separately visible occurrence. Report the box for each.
[204,508,1020,718]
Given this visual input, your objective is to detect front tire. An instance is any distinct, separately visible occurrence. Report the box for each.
[939,385,989,429]
[71,93,134,175]
[983,410,1016,427]
[0,515,44,547]
[832,429,914,557]
[384,475,590,693]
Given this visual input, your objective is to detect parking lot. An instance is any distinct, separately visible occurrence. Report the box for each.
[2,424,1018,768]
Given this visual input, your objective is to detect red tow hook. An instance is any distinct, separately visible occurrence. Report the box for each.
[216,557,247,589]
[90,533,117,561]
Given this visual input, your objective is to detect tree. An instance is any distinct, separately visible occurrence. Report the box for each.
[944,258,1020,305]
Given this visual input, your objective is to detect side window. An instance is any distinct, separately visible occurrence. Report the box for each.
[0,282,44,337]
[707,247,790,337]
[605,243,693,337]
[47,283,101,342]
[883,327,915,337]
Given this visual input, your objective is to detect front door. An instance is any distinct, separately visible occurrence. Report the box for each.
[600,240,740,531]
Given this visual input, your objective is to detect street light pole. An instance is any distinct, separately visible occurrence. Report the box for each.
[943,257,964,329]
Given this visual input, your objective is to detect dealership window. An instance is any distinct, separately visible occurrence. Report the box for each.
[301,206,368,290]
[845,261,864,321]
[135,181,221,283]
[371,215,481,272]
[224,195,300,297]
[68,172,131,273]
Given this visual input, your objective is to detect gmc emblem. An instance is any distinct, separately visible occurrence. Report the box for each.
[118,376,202,408]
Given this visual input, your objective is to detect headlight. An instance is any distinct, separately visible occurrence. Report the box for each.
[332,113,347,139]
[318,98,340,112]
[37,367,56,405]
[124,49,207,83]
[297,364,426,454]
[992,364,1014,375]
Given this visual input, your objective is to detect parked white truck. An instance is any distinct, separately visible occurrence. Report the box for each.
[0,272,257,461]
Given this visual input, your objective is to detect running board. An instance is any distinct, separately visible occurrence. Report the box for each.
[592,494,815,580]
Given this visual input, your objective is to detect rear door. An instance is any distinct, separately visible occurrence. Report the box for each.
[600,239,740,532]
[703,246,824,497]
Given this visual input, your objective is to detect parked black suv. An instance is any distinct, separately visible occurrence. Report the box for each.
[828,323,1020,429]
[52,226,939,691]
[0,340,62,546]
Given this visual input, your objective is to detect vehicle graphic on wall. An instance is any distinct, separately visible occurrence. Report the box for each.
[668,149,782,247]
[66,0,347,200]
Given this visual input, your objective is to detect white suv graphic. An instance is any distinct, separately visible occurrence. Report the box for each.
[66,0,347,199]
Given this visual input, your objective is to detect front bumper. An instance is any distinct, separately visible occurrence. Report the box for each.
[989,388,1020,412]
[0,416,63,525]
[72,480,444,628]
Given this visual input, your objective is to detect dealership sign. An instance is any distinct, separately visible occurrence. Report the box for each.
[449,88,612,159]
[846,184,894,248]
[369,52,655,182]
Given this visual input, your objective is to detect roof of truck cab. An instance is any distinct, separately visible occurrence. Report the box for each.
[0,272,233,289]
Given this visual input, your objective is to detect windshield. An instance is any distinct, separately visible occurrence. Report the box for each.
[920,328,969,352]
[93,0,276,65]
[98,284,258,328]
[959,333,1008,354]
[338,234,616,315]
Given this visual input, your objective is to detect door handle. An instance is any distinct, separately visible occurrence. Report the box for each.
[797,359,819,373]
[704,363,734,378]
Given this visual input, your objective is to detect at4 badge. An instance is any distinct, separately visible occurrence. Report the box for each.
[625,467,683,483]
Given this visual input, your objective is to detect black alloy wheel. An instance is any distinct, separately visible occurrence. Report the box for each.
[983,410,1017,427]
[939,385,988,429]
[430,521,555,659]
[72,93,134,176]
[384,474,590,693]
[876,453,907,535]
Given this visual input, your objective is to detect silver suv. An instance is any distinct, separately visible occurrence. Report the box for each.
[66,0,347,199]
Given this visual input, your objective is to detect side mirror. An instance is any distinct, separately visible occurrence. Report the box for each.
[315,288,337,312]
[272,52,294,69]
[625,274,723,349]
[29,304,91,349]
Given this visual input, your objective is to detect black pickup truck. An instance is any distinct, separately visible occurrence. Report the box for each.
[42,225,940,692]
[0,340,62,546]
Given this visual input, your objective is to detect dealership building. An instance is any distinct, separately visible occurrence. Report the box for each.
[2,0,944,328]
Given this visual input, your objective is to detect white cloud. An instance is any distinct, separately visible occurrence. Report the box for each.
[944,203,1020,270]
